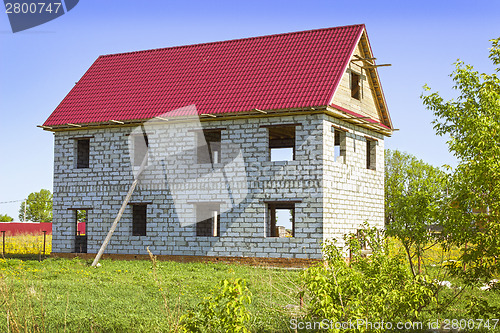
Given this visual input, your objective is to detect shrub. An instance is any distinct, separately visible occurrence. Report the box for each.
[180,278,252,333]
[301,227,436,332]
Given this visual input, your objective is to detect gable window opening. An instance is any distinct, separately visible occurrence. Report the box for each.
[74,209,87,253]
[351,71,361,100]
[76,138,90,169]
[132,204,147,236]
[133,133,149,167]
[366,139,377,170]
[332,127,347,163]
[267,203,295,238]
[197,130,222,165]
[269,126,296,161]
[196,203,221,237]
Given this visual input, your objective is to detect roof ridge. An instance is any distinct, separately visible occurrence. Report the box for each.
[99,23,365,58]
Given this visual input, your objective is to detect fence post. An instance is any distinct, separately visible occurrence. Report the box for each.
[43,230,47,257]
[2,231,5,257]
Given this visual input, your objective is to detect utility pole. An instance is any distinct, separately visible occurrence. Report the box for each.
[23,199,27,222]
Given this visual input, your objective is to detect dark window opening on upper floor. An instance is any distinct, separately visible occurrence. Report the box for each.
[351,72,361,100]
[197,130,222,165]
[196,203,220,237]
[76,138,90,169]
[267,203,295,237]
[133,133,149,167]
[333,127,347,163]
[269,126,295,161]
[366,139,377,170]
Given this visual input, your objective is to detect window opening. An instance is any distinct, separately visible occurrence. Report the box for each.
[269,126,295,161]
[267,203,295,237]
[196,203,221,237]
[76,139,90,169]
[366,139,376,170]
[133,133,149,167]
[132,204,147,236]
[75,209,87,253]
[351,72,361,100]
[333,128,347,163]
[197,130,222,164]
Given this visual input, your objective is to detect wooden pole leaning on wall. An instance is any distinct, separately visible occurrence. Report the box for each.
[91,154,148,267]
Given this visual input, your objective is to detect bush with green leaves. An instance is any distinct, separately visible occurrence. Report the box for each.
[180,278,252,333]
[301,227,436,332]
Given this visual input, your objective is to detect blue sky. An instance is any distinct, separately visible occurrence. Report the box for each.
[0,0,499,220]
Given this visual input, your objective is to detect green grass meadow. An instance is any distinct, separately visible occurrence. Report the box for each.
[0,257,303,332]
[1,240,500,332]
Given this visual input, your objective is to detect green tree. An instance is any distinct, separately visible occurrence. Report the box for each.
[421,38,500,287]
[77,209,86,223]
[385,149,447,276]
[0,214,14,222]
[18,189,53,223]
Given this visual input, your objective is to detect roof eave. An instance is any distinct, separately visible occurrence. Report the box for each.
[326,105,393,136]
[37,106,330,132]
[39,104,392,136]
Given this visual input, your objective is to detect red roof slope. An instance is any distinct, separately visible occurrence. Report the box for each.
[44,24,365,126]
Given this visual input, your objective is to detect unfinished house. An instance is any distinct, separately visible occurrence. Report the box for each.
[41,24,393,264]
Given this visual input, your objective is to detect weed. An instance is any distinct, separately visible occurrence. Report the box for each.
[179,278,252,333]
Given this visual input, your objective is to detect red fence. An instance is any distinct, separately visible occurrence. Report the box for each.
[0,222,86,236]
[0,222,87,236]
[77,222,86,235]
[0,222,52,236]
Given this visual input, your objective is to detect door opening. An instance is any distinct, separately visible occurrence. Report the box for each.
[75,209,87,253]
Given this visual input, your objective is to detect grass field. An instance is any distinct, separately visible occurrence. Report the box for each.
[0,257,303,332]
[1,237,500,332]
[2,256,499,333]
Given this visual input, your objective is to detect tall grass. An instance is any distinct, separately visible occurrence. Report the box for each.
[0,275,47,333]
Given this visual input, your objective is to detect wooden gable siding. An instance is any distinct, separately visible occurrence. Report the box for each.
[331,42,382,123]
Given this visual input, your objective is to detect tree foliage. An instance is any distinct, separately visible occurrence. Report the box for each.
[0,214,14,222]
[77,209,86,223]
[18,189,53,223]
[421,38,500,285]
[385,149,447,275]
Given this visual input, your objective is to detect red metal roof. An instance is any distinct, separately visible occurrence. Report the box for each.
[44,24,366,126]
